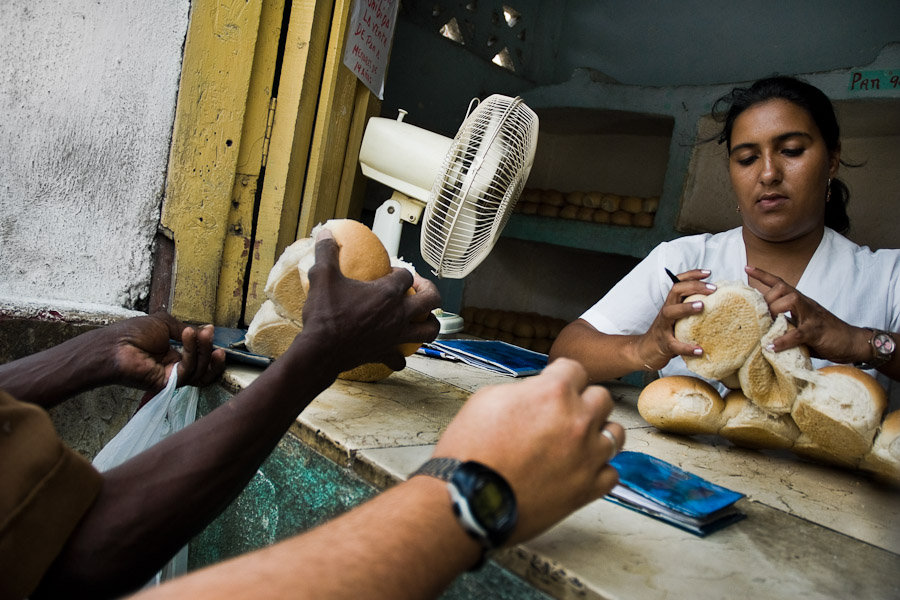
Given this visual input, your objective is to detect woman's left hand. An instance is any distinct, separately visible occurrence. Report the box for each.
[745,265,869,364]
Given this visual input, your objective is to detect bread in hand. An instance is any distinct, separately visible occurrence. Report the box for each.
[248,219,413,382]
[638,375,725,435]
[738,314,812,415]
[245,300,302,359]
[674,281,773,380]
[719,389,800,450]
[790,365,887,459]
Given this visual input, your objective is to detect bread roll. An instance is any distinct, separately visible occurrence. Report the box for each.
[791,433,859,468]
[638,376,726,435]
[620,195,644,214]
[610,210,633,226]
[519,201,538,215]
[674,281,773,380]
[522,188,542,204]
[592,209,611,224]
[247,218,409,382]
[537,204,560,218]
[576,206,595,222]
[859,410,900,484]
[559,204,579,220]
[642,196,660,213]
[540,189,565,207]
[632,212,654,228]
[599,193,620,213]
[738,314,812,415]
[565,191,585,206]
[790,365,887,459]
[263,237,316,322]
[719,390,800,450]
[582,191,604,208]
[245,300,303,359]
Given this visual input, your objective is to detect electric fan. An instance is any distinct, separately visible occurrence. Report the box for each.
[359,94,539,279]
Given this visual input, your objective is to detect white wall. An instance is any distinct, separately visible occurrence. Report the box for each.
[0,1,189,312]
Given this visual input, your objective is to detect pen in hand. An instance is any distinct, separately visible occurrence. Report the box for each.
[665,268,680,284]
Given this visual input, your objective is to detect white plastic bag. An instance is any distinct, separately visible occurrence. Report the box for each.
[92,364,199,585]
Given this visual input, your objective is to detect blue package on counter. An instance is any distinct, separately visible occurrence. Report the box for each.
[605,451,746,536]
[421,340,547,377]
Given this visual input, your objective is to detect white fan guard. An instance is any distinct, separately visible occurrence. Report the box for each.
[420,95,538,279]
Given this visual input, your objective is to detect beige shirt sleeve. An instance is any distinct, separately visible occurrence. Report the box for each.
[0,390,102,600]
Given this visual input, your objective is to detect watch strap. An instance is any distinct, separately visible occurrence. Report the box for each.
[411,457,462,482]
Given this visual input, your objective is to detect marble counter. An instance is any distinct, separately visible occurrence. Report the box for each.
[224,354,900,599]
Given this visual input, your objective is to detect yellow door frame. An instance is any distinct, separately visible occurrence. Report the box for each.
[161,0,379,326]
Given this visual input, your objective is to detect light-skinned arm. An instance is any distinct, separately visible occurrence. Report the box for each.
[128,358,623,600]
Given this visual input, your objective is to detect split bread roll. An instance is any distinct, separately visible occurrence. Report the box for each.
[674,281,773,380]
[637,376,725,435]
[246,219,417,382]
[719,390,800,450]
[790,365,887,459]
[738,313,812,415]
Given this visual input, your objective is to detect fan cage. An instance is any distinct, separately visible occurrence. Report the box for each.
[421,95,538,278]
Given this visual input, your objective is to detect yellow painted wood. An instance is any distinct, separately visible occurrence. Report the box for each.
[161,0,264,324]
[296,0,360,239]
[244,0,334,320]
[335,81,381,220]
[214,0,286,327]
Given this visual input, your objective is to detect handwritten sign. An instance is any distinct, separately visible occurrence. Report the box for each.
[343,0,399,99]
[847,69,900,94]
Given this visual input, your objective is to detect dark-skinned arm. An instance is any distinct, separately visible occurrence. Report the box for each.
[31,230,442,599]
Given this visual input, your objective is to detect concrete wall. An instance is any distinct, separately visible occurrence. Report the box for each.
[0,0,189,314]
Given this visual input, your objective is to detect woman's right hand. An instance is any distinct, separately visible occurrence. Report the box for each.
[635,269,716,370]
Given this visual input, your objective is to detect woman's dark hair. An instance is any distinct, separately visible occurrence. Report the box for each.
[711,76,850,234]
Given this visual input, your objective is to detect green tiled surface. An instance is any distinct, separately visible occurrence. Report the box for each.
[190,387,551,600]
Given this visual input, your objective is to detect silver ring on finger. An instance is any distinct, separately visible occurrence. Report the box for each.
[601,426,619,460]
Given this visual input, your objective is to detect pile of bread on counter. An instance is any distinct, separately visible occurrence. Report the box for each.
[244,219,420,382]
[638,281,899,484]
[459,306,566,355]
[514,187,659,228]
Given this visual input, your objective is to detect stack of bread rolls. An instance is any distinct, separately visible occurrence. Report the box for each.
[514,187,659,228]
[244,219,419,382]
[638,281,899,484]
[459,306,566,354]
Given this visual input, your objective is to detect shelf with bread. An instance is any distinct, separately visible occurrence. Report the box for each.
[637,282,899,485]
[499,104,673,260]
[458,305,567,355]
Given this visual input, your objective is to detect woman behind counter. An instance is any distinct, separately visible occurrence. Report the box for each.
[550,76,900,410]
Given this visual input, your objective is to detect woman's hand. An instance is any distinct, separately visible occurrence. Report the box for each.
[636,269,716,370]
[745,265,870,363]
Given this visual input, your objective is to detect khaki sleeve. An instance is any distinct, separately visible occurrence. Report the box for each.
[0,390,102,600]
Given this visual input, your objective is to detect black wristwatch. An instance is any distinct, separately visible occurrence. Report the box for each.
[855,329,896,370]
[411,457,518,569]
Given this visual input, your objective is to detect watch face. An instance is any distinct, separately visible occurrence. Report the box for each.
[452,462,518,545]
[874,332,895,356]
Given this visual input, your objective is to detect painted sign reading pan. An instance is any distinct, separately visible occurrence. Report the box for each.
[343,0,399,99]
[847,69,900,93]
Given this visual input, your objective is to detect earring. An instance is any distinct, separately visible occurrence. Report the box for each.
[825,178,832,203]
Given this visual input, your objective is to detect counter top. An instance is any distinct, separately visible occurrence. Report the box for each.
[224,355,900,599]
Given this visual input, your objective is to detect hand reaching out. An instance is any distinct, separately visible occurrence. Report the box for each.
[432,358,623,545]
